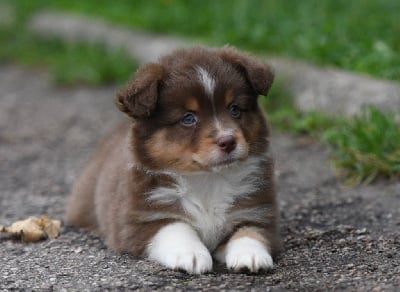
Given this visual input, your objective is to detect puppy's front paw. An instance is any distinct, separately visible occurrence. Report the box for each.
[147,222,212,274]
[225,237,273,272]
[162,249,212,274]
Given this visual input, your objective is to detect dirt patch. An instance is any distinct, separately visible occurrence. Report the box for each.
[1,65,399,290]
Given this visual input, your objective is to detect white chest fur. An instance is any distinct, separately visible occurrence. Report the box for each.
[147,156,267,251]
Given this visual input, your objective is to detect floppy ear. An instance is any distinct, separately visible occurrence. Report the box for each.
[218,46,274,96]
[116,63,165,119]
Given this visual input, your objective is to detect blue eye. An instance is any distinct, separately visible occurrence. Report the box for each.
[181,112,198,127]
[229,104,241,118]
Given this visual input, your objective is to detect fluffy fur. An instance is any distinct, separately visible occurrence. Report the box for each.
[66,46,281,274]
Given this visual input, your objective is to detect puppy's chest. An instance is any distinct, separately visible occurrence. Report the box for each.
[178,176,238,250]
[149,162,263,250]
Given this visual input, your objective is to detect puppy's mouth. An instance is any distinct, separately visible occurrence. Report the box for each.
[192,157,238,172]
[200,154,247,172]
[192,146,249,172]
[210,157,238,168]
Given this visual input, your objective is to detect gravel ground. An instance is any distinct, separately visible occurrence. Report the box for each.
[1,64,399,291]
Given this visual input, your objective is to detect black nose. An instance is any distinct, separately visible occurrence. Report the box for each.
[216,135,237,154]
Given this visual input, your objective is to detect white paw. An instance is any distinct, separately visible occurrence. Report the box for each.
[225,237,273,272]
[146,222,212,274]
[162,249,212,274]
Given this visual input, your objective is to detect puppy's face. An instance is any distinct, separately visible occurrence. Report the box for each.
[117,47,274,173]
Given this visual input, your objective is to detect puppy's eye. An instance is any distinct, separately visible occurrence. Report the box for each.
[229,104,241,118]
[181,112,198,127]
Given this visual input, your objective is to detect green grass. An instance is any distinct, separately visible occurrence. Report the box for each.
[265,86,400,185]
[0,31,136,86]
[11,0,400,81]
[323,107,400,185]
[263,83,338,136]
[0,4,136,86]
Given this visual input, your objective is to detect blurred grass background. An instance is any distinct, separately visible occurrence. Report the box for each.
[6,0,400,81]
[1,0,399,184]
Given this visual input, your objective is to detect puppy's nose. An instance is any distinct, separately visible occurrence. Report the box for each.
[216,135,237,154]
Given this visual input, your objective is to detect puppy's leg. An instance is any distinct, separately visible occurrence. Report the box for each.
[146,222,212,274]
[216,227,274,272]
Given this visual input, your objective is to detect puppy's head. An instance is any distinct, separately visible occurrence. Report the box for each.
[117,47,274,173]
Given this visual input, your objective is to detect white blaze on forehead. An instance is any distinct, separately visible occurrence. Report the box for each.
[197,66,216,97]
[196,66,231,137]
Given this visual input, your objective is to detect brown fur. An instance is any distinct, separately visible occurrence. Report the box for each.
[66,46,281,268]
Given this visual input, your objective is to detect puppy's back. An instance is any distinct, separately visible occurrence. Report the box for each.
[65,121,130,230]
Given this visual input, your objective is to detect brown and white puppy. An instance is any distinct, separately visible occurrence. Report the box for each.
[66,46,281,274]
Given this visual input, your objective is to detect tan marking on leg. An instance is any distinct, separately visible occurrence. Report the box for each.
[214,226,272,265]
[230,226,270,248]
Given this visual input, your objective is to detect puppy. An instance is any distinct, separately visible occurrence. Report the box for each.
[66,46,281,274]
